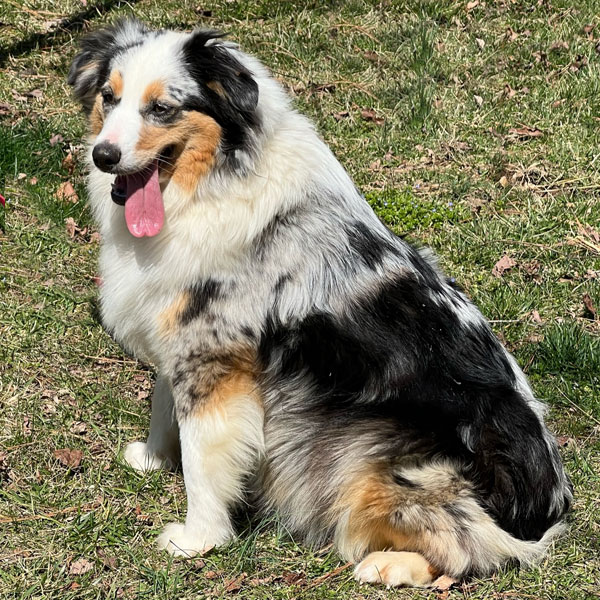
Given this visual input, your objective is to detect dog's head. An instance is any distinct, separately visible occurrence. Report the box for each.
[68,19,259,237]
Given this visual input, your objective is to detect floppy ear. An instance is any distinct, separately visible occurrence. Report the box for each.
[182,30,259,123]
[68,19,148,113]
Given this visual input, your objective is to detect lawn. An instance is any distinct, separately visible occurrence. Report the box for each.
[0,0,599,598]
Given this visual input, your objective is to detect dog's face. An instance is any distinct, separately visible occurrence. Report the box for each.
[68,20,259,237]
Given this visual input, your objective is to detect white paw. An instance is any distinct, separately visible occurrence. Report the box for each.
[354,551,434,588]
[124,441,168,472]
[156,522,231,558]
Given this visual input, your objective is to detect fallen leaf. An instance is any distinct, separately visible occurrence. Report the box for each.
[49,133,63,146]
[503,84,516,99]
[556,435,575,447]
[549,40,569,52]
[552,99,566,108]
[507,126,544,139]
[204,570,222,580]
[360,108,384,125]
[492,255,517,277]
[62,152,75,173]
[17,172,27,180]
[98,549,118,569]
[283,572,306,586]
[0,102,11,115]
[69,558,93,575]
[505,27,518,42]
[475,37,485,50]
[89,231,101,243]
[56,182,78,203]
[466,0,479,10]
[433,574,458,597]
[583,24,595,37]
[29,177,37,185]
[54,448,83,469]
[531,310,542,323]
[332,110,349,121]
[224,573,247,593]
[498,175,509,188]
[363,50,380,62]
[473,94,483,107]
[577,221,600,243]
[249,575,279,586]
[69,421,87,435]
[570,55,588,71]
[65,217,77,238]
[26,89,43,99]
[583,293,597,319]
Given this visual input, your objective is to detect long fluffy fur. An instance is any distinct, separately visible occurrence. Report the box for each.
[69,19,572,584]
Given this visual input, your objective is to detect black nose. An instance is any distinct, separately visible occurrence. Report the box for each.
[92,142,121,172]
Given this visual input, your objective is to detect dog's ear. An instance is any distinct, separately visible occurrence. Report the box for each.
[68,19,148,113]
[182,30,259,122]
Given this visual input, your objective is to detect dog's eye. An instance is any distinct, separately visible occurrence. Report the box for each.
[151,102,171,116]
[101,89,115,105]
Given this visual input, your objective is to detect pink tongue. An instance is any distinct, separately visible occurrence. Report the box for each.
[122,161,164,237]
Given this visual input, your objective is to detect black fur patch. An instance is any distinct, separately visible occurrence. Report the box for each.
[179,279,223,325]
[392,473,422,489]
[260,268,566,541]
[181,30,260,160]
[345,221,396,270]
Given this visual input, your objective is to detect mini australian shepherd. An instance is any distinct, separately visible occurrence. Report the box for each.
[68,19,572,587]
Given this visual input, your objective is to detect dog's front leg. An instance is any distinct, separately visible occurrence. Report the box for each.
[157,370,264,557]
[124,375,180,472]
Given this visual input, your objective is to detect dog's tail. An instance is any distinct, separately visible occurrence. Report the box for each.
[334,459,568,578]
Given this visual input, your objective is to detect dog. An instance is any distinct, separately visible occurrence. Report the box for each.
[68,19,572,587]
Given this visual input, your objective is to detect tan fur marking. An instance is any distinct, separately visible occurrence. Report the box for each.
[108,70,123,98]
[136,112,221,194]
[337,469,421,555]
[158,292,191,336]
[334,465,462,560]
[142,79,166,105]
[206,80,228,98]
[89,94,104,136]
[194,369,259,418]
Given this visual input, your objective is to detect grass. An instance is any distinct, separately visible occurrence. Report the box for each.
[1,0,599,598]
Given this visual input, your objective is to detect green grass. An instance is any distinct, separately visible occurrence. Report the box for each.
[1,1,599,599]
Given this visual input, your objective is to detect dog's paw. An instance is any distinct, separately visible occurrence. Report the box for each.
[354,551,435,588]
[124,441,170,472]
[156,522,231,558]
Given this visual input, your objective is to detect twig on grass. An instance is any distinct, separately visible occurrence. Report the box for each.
[557,388,600,428]
[306,562,352,589]
[0,500,101,524]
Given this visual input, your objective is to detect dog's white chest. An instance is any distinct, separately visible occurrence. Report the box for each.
[98,243,169,365]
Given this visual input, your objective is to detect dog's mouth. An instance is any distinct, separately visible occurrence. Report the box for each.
[110,145,175,238]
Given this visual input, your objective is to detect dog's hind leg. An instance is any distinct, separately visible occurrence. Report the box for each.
[124,375,180,472]
[334,461,563,587]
